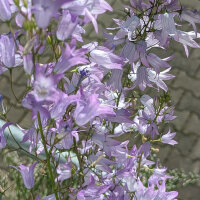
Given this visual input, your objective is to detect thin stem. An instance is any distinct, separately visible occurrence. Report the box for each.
[37,112,59,200]
[9,69,20,103]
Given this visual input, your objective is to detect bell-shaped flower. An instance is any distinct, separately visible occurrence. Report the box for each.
[146,122,160,139]
[161,129,178,145]
[56,161,71,183]
[10,162,38,189]
[23,53,34,75]
[32,64,63,102]
[62,0,112,33]
[120,15,140,40]
[0,33,15,68]
[174,30,200,57]
[147,53,172,74]
[33,73,57,102]
[134,180,178,200]
[39,194,56,200]
[0,121,12,149]
[126,64,152,91]
[92,133,120,157]
[72,24,85,42]
[22,93,50,121]
[120,41,139,63]
[89,46,124,70]
[121,15,140,32]
[148,166,171,186]
[161,13,178,45]
[77,175,111,199]
[107,69,123,91]
[54,42,88,74]
[32,0,70,29]
[56,10,78,41]
[0,0,12,21]
[74,90,115,126]
[180,9,200,37]
[148,67,175,92]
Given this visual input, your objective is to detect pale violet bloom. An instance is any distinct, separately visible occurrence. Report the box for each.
[161,13,178,45]
[131,66,152,91]
[62,0,113,33]
[74,91,115,126]
[0,33,15,68]
[90,46,124,70]
[174,30,200,57]
[56,10,78,41]
[23,53,34,75]
[32,0,69,29]
[147,53,172,74]
[42,194,56,200]
[56,162,71,183]
[107,69,123,91]
[161,129,178,145]
[0,121,12,149]
[10,162,38,189]
[0,0,12,21]
[121,15,140,32]
[127,63,152,91]
[33,73,56,101]
[181,9,200,36]
[148,67,175,92]
[120,15,140,40]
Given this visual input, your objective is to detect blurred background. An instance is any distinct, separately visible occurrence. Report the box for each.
[0,0,200,199]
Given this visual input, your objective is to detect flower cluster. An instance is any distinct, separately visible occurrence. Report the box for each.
[0,0,200,199]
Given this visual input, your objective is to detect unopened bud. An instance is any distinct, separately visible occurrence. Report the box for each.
[0,185,4,193]
[55,45,62,58]
[142,135,147,143]
[124,7,130,14]
[47,35,52,45]
[151,147,159,153]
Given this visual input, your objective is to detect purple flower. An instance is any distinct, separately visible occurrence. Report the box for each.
[181,9,200,36]
[107,69,123,91]
[127,65,152,91]
[0,0,12,21]
[62,0,113,33]
[42,194,56,200]
[160,13,178,45]
[10,162,38,189]
[148,167,171,186]
[77,175,111,199]
[22,93,50,121]
[148,67,175,92]
[32,0,70,29]
[161,129,178,145]
[0,33,15,67]
[56,162,71,183]
[147,53,172,74]
[74,90,115,126]
[121,15,140,33]
[89,46,124,70]
[54,42,88,74]
[134,180,178,200]
[33,72,57,102]
[120,41,139,63]
[146,122,160,139]
[0,122,12,149]
[56,10,78,41]
[174,30,200,57]
[23,53,34,74]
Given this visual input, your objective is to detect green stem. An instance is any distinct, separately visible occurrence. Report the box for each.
[37,112,59,200]
[9,69,20,103]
